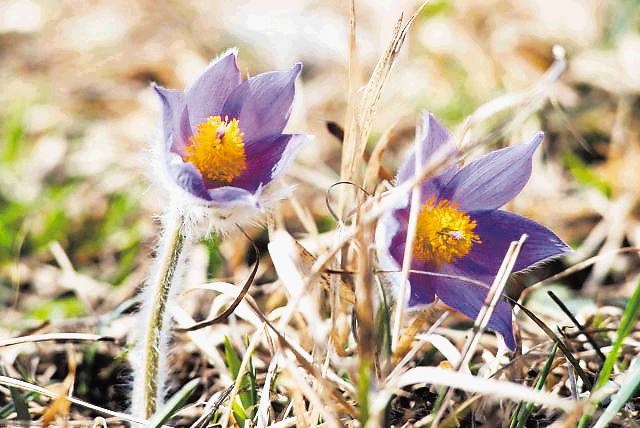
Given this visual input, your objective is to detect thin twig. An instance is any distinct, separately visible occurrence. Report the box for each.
[175,226,259,332]
[0,333,114,347]
[547,290,606,363]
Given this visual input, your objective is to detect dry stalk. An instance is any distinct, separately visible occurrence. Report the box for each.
[0,333,113,347]
[391,309,431,366]
[519,246,640,303]
[430,235,528,427]
[363,122,397,192]
[392,117,424,351]
[0,375,146,425]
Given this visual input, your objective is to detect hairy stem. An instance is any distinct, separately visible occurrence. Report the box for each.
[132,211,187,418]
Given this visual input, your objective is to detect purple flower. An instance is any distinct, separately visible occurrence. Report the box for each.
[153,49,307,209]
[377,113,571,350]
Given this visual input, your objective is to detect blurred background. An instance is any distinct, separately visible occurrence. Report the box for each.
[0,0,639,419]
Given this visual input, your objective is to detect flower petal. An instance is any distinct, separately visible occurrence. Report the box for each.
[201,134,306,192]
[207,186,260,208]
[222,63,302,145]
[380,204,438,307]
[186,49,242,131]
[430,267,517,350]
[153,84,191,155]
[406,268,438,307]
[166,154,211,201]
[459,209,571,276]
[439,133,544,211]
[388,206,410,266]
[397,112,459,196]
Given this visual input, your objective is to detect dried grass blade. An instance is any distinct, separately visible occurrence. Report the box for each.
[430,235,527,427]
[460,235,526,368]
[190,385,235,428]
[520,246,640,302]
[343,1,429,184]
[244,299,357,413]
[256,358,279,428]
[392,115,424,351]
[281,358,343,428]
[547,290,606,362]
[295,239,355,304]
[174,252,258,332]
[384,367,574,411]
[0,333,114,347]
[363,121,396,190]
[391,310,430,365]
[510,301,592,389]
[0,375,146,425]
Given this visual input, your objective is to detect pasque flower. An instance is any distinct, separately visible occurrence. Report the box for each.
[131,50,308,418]
[377,113,571,350]
[152,48,307,223]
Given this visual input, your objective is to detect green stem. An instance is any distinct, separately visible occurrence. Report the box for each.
[134,211,186,418]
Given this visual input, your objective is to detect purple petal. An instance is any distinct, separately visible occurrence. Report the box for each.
[230,134,307,192]
[153,85,191,155]
[459,209,571,276]
[388,206,409,266]
[186,50,242,131]
[383,203,438,306]
[430,266,517,350]
[166,155,211,201]
[397,112,459,195]
[406,265,438,307]
[439,133,544,211]
[222,63,302,145]
[386,212,438,305]
[207,186,260,208]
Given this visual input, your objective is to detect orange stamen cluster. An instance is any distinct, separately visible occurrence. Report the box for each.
[184,115,246,183]
[413,197,481,265]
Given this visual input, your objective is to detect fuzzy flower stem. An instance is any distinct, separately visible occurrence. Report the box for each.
[132,210,187,418]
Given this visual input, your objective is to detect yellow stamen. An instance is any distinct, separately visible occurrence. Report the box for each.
[413,197,481,266]
[184,115,247,183]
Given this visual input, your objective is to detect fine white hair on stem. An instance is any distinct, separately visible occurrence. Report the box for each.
[130,209,190,418]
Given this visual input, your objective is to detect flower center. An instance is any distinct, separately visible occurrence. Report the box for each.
[184,115,247,183]
[413,197,481,265]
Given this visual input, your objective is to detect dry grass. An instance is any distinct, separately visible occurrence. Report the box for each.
[1,0,640,426]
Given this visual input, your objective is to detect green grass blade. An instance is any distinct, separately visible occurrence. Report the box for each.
[223,337,242,379]
[0,391,36,419]
[514,342,558,428]
[595,281,640,390]
[508,402,524,428]
[147,378,200,428]
[579,280,640,428]
[223,336,253,422]
[0,366,30,420]
[593,358,640,428]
